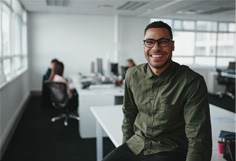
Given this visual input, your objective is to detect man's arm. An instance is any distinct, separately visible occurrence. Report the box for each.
[122,71,138,143]
[184,76,212,161]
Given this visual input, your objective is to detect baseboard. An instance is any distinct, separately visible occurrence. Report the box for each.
[31,90,41,96]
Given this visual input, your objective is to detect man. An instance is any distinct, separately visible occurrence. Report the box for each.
[103,21,212,161]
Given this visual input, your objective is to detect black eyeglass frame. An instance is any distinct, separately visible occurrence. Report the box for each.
[143,38,173,48]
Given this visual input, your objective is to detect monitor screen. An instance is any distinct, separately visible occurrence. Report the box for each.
[121,66,129,79]
[228,62,235,70]
[96,58,103,75]
[91,61,95,73]
[110,63,119,76]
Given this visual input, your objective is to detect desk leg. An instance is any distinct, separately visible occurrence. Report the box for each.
[96,121,103,161]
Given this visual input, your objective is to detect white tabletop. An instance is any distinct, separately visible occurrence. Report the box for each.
[221,71,236,78]
[90,105,123,147]
[91,104,235,161]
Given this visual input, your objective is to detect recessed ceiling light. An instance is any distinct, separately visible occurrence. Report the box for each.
[98,4,114,9]
[177,9,199,15]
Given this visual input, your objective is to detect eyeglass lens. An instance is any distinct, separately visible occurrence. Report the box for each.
[144,38,171,48]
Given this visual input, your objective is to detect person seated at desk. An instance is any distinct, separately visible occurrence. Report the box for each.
[43,58,59,81]
[126,58,136,68]
[41,58,59,108]
[117,59,137,86]
[50,61,79,112]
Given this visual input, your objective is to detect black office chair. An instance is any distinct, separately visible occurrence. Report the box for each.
[216,68,235,99]
[45,81,79,126]
[41,76,53,108]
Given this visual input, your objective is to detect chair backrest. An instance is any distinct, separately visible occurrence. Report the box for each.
[45,81,69,108]
[216,68,225,84]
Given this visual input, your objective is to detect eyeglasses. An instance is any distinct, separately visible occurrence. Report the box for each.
[143,38,172,48]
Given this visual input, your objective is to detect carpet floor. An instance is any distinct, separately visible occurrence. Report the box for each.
[1,94,235,161]
[1,95,115,161]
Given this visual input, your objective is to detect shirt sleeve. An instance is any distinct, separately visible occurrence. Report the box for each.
[44,68,51,80]
[184,76,212,161]
[122,70,138,143]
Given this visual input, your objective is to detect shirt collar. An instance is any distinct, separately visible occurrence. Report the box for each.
[145,61,179,82]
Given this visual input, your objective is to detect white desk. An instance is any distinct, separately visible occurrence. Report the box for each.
[221,71,236,79]
[70,74,124,138]
[90,105,235,161]
[91,105,123,161]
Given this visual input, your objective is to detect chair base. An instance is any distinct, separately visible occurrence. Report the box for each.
[51,113,80,126]
[215,91,235,100]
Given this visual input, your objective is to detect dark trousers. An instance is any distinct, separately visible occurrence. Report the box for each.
[103,143,186,161]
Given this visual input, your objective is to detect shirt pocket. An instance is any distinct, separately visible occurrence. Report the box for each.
[157,97,183,124]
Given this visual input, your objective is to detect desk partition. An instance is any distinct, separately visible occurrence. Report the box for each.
[70,74,124,138]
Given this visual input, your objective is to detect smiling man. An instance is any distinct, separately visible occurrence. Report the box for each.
[103,21,212,161]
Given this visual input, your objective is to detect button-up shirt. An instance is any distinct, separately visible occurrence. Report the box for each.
[122,61,212,161]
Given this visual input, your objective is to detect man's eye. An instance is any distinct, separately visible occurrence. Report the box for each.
[146,40,155,44]
[159,40,168,44]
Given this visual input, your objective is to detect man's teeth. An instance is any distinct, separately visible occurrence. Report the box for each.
[151,54,161,58]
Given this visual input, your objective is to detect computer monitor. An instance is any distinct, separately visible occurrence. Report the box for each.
[227,62,236,74]
[228,62,235,70]
[96,58,104,75]
[91,61,95,73]
[110,63,119,76]
[121,66,129,79]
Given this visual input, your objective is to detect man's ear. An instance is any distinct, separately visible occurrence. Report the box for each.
[172,41,175,51]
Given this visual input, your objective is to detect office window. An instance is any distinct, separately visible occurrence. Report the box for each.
[3,58,11,75]
[183,20,195,30]
[217,33,235,57]
[156,18,173,27]
[2,4,11,57]
[172,57,194,65]
[216,57,235,67]
[12,14,21,55]
[196,21,217,31]
[228,23,236,32]
[12,56,21,71]
[174,20,182,30]
[195,33,217,56]
[0,3,2,58]
[174,32,195,56]
[150,18,235,67]
[0,0,28,87]
[12,0,22,14]
[219,22,228,32]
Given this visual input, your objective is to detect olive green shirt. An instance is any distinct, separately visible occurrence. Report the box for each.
[122,61,212,161]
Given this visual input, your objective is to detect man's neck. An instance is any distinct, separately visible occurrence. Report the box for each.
[149,61,172,75]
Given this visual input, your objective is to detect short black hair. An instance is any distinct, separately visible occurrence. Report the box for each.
[144,21,173,39]
[51,58,59,63]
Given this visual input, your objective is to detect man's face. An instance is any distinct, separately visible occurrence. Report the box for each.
[144,28,174,74]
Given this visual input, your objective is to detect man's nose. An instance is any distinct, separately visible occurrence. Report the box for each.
[152,42,161,50]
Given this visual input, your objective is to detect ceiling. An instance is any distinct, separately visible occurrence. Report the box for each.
[19,0,235,22]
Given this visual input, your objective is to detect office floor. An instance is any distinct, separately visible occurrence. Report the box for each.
[1,95,115,161]
[1,95,235,161]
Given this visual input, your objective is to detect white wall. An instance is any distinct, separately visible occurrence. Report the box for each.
[28,13,149,91]
[118,17,149,66]
[0,71,30,157]
[28,13,220,92]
